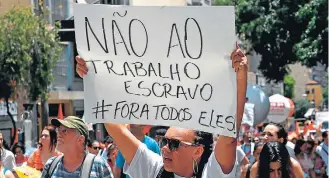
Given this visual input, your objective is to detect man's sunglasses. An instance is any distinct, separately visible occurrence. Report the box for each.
[159,136,202,151]
[93,146,100,150]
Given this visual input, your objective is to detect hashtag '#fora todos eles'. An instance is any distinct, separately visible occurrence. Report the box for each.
[92,100,112,119]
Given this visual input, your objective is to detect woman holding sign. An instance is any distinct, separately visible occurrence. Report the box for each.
[76,44,248,178]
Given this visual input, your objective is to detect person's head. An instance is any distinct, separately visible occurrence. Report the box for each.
[263,123,288,145]
[103,136,113,148]
[129,124,145,136]
[88,140,100,155]
[107,144,118,163]
[155,128,167,143]
[41,125,57,152]
[294,139,307,155]
[291,137,297,144]
[258,142,291,178]
[243,132,251,144]
[11,142,25,158]
[306,140,315,154]
[51,116,89,154]
[159,127,213,177]
[253,137,260,144]
[314,153,324,169]
[253,142,264,162]
[322,131,328,145]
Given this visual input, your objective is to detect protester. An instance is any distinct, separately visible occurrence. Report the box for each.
[87,140,101,155]
[313,153,327,178]
[0,148,15,178]
[41,116,113,178]
[250,142,297,178]
[114,124,161,178]
[0,133,15,171]
[100,136,114,160]
[316,131,328,176]
[27,125,61,171]
[294,139,315,178]
[241,142,264,178]
[259,123,304,177]
[253,137,260,144]
[241,132,255,163]
[11,142,27,166]
[76,43,248,177]
[107,144,118,171]
[237,146,249,177]
[262,122,298,159]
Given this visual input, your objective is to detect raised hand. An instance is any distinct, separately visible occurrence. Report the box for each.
[230,42,248,73]
[75,56,89,78]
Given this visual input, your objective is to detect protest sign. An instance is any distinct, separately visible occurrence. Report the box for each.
[242,103,255,127]
[74,4,237,137]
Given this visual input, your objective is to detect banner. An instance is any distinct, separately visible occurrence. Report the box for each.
[74,4,237,137]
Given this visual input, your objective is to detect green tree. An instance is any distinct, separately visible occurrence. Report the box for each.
[295,0,328,67]
[214,0,245,6]
[294,99,312,118]
[0,7,62,145]
[283,75,296,99]
[236,0,328,82]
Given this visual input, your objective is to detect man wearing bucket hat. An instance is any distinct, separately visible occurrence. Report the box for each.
[41,116,113,178]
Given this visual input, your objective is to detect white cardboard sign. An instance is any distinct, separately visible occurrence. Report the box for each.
[74,4,237,137]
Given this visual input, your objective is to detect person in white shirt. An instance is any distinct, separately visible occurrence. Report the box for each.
[0,133,15,171]
[76,44,248,178]
[256,123,304,177]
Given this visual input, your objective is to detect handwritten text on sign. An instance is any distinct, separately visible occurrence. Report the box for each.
[74,4,237,137]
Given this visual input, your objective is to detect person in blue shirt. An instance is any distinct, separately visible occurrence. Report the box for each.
[99,136,114,160]
[113,124,161,178]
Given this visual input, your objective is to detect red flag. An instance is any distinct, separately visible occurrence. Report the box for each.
[143,125,152,135]
[57,104,64,120]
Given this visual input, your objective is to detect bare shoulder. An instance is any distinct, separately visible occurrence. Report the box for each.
[290,157,304,178]
[250,162,258,178]
[290,157,301,168]
[5,170,15,178]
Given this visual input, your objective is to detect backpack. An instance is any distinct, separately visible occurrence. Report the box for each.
[45,153,96,178]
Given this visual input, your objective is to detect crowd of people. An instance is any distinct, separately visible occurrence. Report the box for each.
[0,118,326,178]
[0,44,325,178]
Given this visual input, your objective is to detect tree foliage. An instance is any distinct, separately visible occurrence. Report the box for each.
[236,0,328,82]
[294,99,312,118]
[0,7,62,101]
[0,7,62,146]
[283,75,296,99]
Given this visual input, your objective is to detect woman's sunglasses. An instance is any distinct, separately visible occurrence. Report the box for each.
[93,146,100,150]
[159,136,202,151]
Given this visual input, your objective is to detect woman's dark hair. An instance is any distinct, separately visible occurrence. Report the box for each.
[193,131,213,177]
[11,142,25,155]
[258,142,291,178]
[306,140,315,154]
[322,131,328,141]
[267,123,288,145]
[103,136,113,144]
[43,125,57,152]
[294,139,305,155]
[253,142,264,153]
[107,144,117,156]
[157,130,213,178]
[86,138,92,147]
